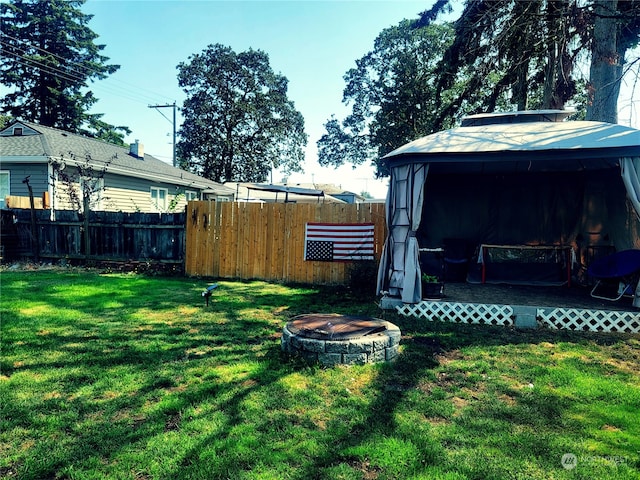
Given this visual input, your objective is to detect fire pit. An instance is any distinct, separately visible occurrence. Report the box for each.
[281,314,401,366]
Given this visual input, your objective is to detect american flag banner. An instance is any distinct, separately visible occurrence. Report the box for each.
[304,223,375,261]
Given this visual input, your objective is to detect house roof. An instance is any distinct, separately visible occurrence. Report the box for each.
[0,120,235,195]
[229,182,346,203]
[384,112,640,173]
[310,183,366,199]
[269,182,365,199]
[246,183,325,197]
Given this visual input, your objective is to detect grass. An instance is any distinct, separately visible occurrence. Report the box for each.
[1,269,639,480]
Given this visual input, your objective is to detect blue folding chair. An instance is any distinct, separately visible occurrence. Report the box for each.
[587,250,640,301]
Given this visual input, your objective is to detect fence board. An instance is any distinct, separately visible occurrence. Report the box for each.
[185,202,387,285]
[291,203,308,283]
[239,203,251,277]
[1,209,185,263]
[217,203,230,277]
[218,202,228,277]
[269,203,284,281]
[211,202,221,278]
[185,206,194,273]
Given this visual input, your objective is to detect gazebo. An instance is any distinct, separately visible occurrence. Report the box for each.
[376,110,640,305]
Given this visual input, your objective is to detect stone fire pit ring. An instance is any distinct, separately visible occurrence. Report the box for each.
[281,314,401,366]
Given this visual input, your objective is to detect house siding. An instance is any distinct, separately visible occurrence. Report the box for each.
[103,174,149,212]
[0,162,49,198]
[52,173,80,211]
[103,174,195,212]
[1,166,197,213]
[0,124,39,137]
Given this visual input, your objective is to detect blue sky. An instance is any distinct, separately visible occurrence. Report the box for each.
[83,1,638,198]
[83,0,431,198]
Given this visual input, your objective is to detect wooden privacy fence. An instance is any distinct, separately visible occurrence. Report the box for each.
[1,209,185,263]
[185,201,387,284]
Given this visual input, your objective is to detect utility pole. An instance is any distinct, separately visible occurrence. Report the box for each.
[148,102,177,167]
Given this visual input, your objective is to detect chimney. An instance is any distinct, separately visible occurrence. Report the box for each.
[130,139,144,159]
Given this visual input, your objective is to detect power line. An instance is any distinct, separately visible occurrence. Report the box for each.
[3,56,164,109]
[1,34,102,82]
[1,48,160,105]
[149,103,177,167]
[1,45,87,83]
[1,33,175,105]
[1,32,174,103]
[1,47,184,152]
[0,48,186,144]
[2,32,101,75]
[1,47,172,107]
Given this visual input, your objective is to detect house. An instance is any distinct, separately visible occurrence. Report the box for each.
[274,182,373,203]
[375,110,640,304]
[313,184,368,204]
[229,181,372,204]
[0,120,235,212]
[228,182,347,203]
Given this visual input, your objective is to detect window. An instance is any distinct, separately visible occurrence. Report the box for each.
[13,127,23,136]
[0,171,9,209]
[185,190,198,201]
[151,187,168,211]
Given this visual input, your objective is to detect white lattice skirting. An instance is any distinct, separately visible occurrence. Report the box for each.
[398,301,514,326]
[538,308,640,333]
[398,301,640,333]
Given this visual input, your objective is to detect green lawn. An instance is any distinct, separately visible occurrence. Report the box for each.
[1,270,639,480]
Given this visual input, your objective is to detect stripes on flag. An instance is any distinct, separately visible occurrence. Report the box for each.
[304,223,375,262]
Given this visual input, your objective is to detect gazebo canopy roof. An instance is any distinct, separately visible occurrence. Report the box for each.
[384,111,640,173]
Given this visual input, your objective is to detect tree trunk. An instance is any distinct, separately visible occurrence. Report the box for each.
[586,0,620,123]
[541,0,562,109]
[83,194,91,259]
[514,62,529,111]
[25,178,40,262]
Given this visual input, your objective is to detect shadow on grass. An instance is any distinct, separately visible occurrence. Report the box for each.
[168,318,618,479]
[1,271,637,479]
[283,317,636,478]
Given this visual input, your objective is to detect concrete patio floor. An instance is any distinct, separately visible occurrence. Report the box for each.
[438,282,638,313]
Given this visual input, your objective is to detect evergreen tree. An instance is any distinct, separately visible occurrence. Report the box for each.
[586,0,640,123]
[0,0,129,143]
[416,0,640,126]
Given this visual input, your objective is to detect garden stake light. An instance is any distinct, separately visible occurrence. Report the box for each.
[202,284,218,306]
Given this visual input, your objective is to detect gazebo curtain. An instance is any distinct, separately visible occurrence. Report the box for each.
[620,156,640,307]
[621,157,640,220]
[376,163,429,303]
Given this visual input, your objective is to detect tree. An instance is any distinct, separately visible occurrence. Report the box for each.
[413,0,590,133]
[586,0,640,123]
[50,152,113,212]
[317,20,456,177]
[80,117,131,146]
[0,0,128,144]
[417,0,640,127]
[360,191,374,200]
[0,114,12,130]
[321,1,639,178]
[176,44,307,183]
